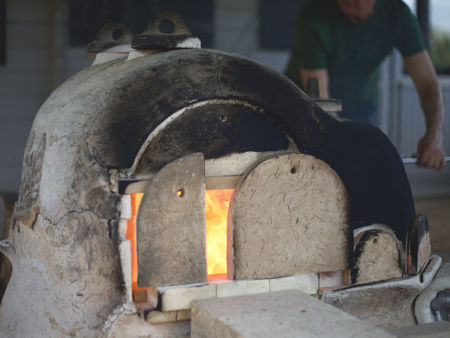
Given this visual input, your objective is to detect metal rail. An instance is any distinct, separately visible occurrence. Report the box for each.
[402,156,450,164]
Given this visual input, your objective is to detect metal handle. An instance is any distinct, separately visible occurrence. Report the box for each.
[402,156,450,164]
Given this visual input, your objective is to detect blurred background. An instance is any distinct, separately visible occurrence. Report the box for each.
[0,0,448,250]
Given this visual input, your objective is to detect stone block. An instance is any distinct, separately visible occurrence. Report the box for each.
[352,229,402,285]
[217,279,269,298]
[319,271,346,291]
[229,153,350,280]
[407,215,431,275]
[205,151,275,177]
[158,283,217,312]
[146,310,191,324]
[118,219,128,239]
[119,194,131,219]
[109,312,191,338]
[269,274,318,294]
[387,321,450,338]
[176,310,191,321]
[191,290,393,338]
[119,241,132,303]
[146,311,177,324]
[137,153,207,286]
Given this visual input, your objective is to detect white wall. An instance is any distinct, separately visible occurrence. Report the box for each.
[214,0,290,73]
[214,0,259,54]
[397,76,450,198]
[0,0,51,196]
[0,0,92,197]
[379,52,450,198]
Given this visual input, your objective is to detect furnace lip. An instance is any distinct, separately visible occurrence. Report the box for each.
[116,151,350,317]
[0,37,433,336]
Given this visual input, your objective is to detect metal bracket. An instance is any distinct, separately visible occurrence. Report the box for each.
[87,23,133,53]
[132,11,201,50]
[306,77,342,114]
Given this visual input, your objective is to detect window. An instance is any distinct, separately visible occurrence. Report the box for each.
[259,0,310,50]
[0,0,5,65]
[404,0,450,74]
[69,0,214,48]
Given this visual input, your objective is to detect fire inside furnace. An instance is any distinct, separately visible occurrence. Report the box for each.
[205,189,233,278]
[126,193,146,297]
[126,188,233,295]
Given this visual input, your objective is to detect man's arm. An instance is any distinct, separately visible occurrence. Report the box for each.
[300,69,329,98]
[403,51,445,169]
[300,69,341,119]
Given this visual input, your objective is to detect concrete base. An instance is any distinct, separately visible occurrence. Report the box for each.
[191,290,393,338]
[323,255,442,329]
[388,321,450,338]
[108,313,190,338]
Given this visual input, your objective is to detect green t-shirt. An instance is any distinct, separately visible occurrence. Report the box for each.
[285,0,425,121]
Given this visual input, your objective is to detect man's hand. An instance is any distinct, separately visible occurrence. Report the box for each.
[404,52,445,170]
[414,133,445,169]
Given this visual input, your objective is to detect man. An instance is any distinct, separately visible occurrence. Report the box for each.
[286,0,445,169]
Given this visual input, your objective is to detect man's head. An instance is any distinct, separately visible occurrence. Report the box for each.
[337,0,376,24]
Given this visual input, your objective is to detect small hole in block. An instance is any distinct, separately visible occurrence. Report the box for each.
[290,167,297,174]
[176,189,184,198]
[112,28,123,41]
[159,21,175,34]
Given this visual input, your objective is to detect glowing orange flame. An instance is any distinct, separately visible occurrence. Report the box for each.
[126,189,232,295]
[125,193,146,297]
[205,189,233,277]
